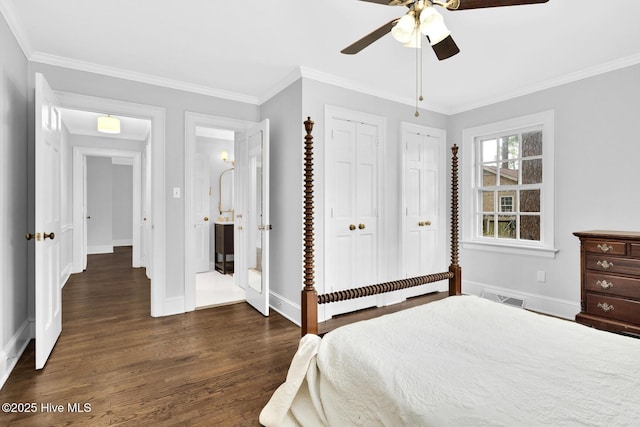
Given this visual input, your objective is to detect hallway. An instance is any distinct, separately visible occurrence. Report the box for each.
[0,247,299,426]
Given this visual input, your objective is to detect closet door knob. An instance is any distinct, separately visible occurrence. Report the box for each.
[419,221,425,227]
[349,224,356,231]
[25,232,36,241]
[44,232,55,240]
[204,217,209,222]
[358,223,365,230]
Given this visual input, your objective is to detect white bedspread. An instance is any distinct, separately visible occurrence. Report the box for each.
[260,295,640,426]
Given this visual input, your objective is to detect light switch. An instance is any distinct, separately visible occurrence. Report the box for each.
[173,187,181,198]
[537,270,546,283]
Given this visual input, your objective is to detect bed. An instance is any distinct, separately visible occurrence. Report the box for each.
[260,117,640,426]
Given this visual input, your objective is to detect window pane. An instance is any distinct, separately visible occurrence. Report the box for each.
[482,214,495,237]
[520,189,540,213]
[482,139,498,162]
[482,164,498,186]
[497,215,516,239]
[522,131,542,157]
[520,215,540,241]
[498,135,519,161]
[482,191,494,212]
[522,159,542,184]
[499,161,519,186]
[498,191,516,213]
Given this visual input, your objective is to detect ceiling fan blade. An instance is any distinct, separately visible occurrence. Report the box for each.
[449,0,549,10]
[430,34,460,60]
[341,19,398,54]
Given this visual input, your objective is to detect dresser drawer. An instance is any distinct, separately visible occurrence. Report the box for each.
[632,244,640,258]
[585,272,640,299]
[585,255,640,276]
[585,293,640,326]
[584,240,626,255]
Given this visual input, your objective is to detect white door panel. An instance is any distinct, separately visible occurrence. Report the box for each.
[34,73,63,369]
[194,153,210,272]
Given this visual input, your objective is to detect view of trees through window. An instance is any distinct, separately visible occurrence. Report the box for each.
[477,129,542,241]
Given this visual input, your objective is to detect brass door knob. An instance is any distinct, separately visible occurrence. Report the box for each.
[424,220,431,226]
[25,232,36,241]
[358,223,365,230]
[349,224,356,231]
[44,232,55,240]
[419,221,425,227]
[204,217,209,222]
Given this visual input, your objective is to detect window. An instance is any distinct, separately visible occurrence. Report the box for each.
[462,111,557,258]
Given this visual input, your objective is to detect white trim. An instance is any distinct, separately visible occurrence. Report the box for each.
[463,280,579,320]
[59,91,166,317]
[0,0,32,58]
[0,320,31,390]
[184,112,257,313]
[113,239,133,247]
[87,245,114,255]
[462,110,557,258]
[163,296,186,317]
[269,291,300,327]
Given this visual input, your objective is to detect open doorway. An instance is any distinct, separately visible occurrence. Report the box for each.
[193,126,245,308]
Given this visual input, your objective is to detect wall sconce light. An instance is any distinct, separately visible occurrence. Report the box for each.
[97,114,121,134]
[221,150,234,165]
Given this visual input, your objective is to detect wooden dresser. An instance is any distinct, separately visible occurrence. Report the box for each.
[215,222,234,274]
[574,230,640,336]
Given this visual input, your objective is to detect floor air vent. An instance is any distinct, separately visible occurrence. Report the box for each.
[480,290,525,309]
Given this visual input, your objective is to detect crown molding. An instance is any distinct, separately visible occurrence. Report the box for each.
[449,53,640,115]
[0,0,32,58]
[29,51,261,105]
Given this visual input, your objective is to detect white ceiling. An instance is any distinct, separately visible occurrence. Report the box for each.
[61,108,151,141]
[3,0,640,115]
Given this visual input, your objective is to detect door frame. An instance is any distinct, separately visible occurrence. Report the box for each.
[184,111,257,312]
[55,91,166,317]
[399,122,448,297]
[72,146,142,271]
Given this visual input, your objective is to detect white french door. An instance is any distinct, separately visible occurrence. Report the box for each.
[326,112,381,316]
[237,119,270,316]
[34,73,63,369]
[194,153,210,273]
[401,123,446,298]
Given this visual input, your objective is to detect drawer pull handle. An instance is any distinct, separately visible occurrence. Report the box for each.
[597,243,613,253]
[597,260,614,270]
[597,302,614,313]
[596,280,614,290]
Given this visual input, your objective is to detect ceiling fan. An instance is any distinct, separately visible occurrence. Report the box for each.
[342,0,550,60]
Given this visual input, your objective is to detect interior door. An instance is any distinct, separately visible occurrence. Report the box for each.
[327,118,379,315]
[243,120,270,316]
[402,128,442,298]
[194,153,210,272]
[34,73,63,369]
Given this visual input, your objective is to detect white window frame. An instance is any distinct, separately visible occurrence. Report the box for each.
[462,110,558,258]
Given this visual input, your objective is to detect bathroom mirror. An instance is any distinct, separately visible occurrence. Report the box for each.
[219,168,234,218]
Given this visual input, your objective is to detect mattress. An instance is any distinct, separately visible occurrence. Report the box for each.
[260,295,640,426]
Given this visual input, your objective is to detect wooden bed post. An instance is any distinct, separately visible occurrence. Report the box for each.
[449,144,462,296]
[301,117,318,336]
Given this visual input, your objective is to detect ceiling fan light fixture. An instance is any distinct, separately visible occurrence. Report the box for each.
[419,7,450,45]
[391,12,417,44]
[97,114,121,134]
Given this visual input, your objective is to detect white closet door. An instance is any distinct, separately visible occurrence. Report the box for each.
[402,125,446,299]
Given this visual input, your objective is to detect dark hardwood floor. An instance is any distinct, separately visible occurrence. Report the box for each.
[0,247,299,426]
[0,246,447,426]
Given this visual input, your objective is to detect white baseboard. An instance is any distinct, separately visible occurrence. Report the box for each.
[163,296,186,316]
[269,291,300,327]
[0,320,32,390]
[463,280,580,320]
[112,239,133,247]
[87,245,114,255]
[61,261,73,289]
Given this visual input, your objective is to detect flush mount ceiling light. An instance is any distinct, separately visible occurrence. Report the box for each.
[97,114,121,134]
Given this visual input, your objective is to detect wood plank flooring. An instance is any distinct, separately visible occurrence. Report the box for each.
[0,247,299,426]
[0,246,447,426]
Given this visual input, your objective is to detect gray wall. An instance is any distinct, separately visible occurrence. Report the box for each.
[0,11,29,387]
[448,63,640,317]
[112,164,133,244]
[27,62,260,304]
[86,157,113,251]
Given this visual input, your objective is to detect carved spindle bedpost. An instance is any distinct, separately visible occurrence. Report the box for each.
[301,117,318,336]
[449,144,462,295]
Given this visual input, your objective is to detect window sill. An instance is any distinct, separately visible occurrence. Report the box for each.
[462,240,559,259]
